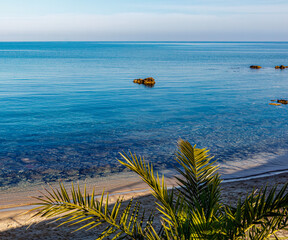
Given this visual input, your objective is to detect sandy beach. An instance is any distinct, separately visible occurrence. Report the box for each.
[0,171,287,239]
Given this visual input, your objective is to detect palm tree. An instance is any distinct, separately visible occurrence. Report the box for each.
[30,140,288,239]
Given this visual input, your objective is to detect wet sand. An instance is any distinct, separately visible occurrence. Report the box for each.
[0,172,287,239]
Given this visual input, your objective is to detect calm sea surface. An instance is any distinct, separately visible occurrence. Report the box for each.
[0,42,288,187]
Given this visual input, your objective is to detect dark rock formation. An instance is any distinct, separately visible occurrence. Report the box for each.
[270,99,288,106]
[133,77,155,86]
[250,65,262,69]
[277,99,288,104]
[275,65,287,69]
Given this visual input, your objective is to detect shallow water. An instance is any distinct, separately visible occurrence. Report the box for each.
[0,41,288,187]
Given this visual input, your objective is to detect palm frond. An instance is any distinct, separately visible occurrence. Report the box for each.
[174,139,223,236]
[118,151,181,238]
[175,140,222,211]
[241,183,288,239]
[223,183,288,239]
[29,182,154,239]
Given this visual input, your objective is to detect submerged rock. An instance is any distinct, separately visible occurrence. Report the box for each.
[269,103,281,106]
[250,65,262,69]
[133,77,155,86]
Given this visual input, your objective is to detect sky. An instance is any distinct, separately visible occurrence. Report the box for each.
[0,0,287,41]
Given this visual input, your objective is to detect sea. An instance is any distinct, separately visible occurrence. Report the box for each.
[0,41,288,188]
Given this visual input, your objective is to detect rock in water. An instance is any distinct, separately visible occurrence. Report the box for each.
[277,99,288,104]
[250,65,262,69]
[143,77,155,85]
[275,65,287,69]
[133,78,144,84]
[133,77,155,86]
[269,103,281,106]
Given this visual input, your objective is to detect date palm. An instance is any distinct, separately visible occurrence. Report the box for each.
[30,140,288,239]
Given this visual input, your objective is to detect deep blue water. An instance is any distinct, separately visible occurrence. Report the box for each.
[0,42,288,187]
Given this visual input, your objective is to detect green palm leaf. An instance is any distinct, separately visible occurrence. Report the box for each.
[29,182,154,239]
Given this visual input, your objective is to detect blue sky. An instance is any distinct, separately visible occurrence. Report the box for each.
[0,0,287,41]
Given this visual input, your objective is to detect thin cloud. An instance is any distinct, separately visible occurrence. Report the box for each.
[151,4,288,15]
[0,12,287,41]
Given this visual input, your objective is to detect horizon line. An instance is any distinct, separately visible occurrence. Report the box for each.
[0,40,288,43]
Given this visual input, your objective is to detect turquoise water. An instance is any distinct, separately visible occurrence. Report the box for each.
[0,42,288,187]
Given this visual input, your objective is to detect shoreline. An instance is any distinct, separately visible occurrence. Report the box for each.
[0,167,288,212]
[222,168,288,182]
